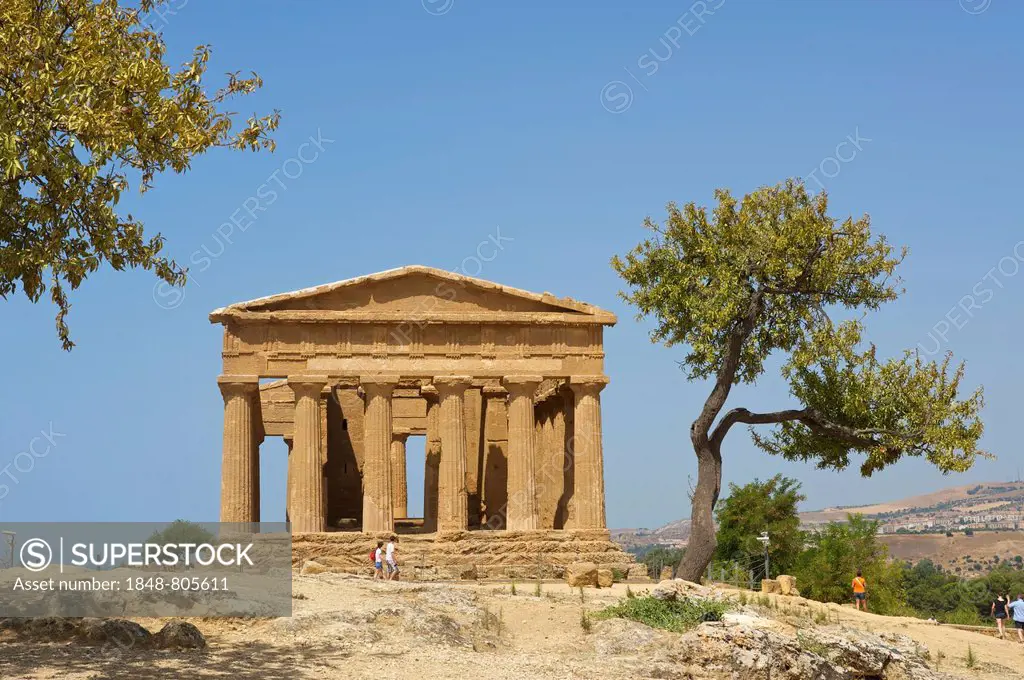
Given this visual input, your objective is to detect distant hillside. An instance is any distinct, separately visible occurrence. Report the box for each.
[799,480,1024,534]
[612,480,1024,552]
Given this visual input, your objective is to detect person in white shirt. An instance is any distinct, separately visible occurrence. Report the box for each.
[385,536,399,581]
[373,541,384,580]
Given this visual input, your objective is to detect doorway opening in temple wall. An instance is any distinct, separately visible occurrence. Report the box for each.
[261,436,287,522]
[406,435,426,519]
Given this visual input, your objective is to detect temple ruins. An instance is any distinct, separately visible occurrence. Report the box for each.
[210,266,638,577]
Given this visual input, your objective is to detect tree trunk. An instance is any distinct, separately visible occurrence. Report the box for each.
[677,442,722,582]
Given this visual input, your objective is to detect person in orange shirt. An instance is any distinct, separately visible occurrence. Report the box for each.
[852,569,868,611]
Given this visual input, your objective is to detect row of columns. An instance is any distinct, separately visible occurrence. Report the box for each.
[219,373,607,534]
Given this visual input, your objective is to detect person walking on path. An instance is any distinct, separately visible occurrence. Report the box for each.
[385,535,399,582]
[1009,593,1024,643]
[992,595,1009,639]
[373,541,385,580]
[852,570,868,611]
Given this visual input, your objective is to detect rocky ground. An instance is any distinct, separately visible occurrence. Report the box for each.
[1,575,1021,679]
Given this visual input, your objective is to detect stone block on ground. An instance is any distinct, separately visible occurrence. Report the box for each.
[761,578,781,594]
[566,561,598,587]
[626,564,650,581]
[651,578,711,602]
[658,566,673,581]
[300,560,329,575]
[597,568,614,588]
[777,574,797,596]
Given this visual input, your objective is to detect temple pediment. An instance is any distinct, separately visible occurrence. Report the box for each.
[210,266,616,324]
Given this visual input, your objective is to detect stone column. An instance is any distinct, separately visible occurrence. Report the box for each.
[284,435,294,523]
[480,384,508,529]
[422,385,441,531]
[288,375,328,532]
[435,376,472,532]
[361,375,398,533]
[503,375,541,531]
[391,428,411,519]
[218,375,260,523]
[569,375,608,529]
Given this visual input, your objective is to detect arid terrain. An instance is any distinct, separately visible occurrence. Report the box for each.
[881,530,1024,574]
[2,574,1022,679]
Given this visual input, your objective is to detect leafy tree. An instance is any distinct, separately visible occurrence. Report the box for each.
[0,0,279,348]
[794,514,908,615]
[713,474,805,577]
[145,519,215,546]
[634,545,686,578]
[612,180,986,581]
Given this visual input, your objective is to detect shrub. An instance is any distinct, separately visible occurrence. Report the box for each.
[595,596,729,633]
[580,609,592,633]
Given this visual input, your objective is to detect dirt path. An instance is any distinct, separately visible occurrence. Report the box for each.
[2,578,1022,679]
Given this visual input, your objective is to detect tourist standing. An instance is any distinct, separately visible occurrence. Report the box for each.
[385,535,399,581]
[1009,593,1024,643]
[992,595,1009,639]
[852,569,868,611]
[373,541,385,580]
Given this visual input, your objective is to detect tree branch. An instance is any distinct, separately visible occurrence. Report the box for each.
[710,407,811,449]
[690,290,764,449]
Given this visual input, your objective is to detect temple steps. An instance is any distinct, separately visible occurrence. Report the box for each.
[291,529,645,580]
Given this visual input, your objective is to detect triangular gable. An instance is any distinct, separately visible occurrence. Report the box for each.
[210,266,615,322]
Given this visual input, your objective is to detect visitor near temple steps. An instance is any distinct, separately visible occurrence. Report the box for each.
[373,541,385,580]
[385,536,400,581]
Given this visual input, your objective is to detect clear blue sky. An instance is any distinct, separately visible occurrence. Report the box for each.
[1,0,1022,529]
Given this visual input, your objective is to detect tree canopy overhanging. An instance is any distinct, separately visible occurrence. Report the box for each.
[0,0,279,348]
[612,179,987,582]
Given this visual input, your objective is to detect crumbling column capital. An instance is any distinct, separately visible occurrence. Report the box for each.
[392,427,412,443]
[287,374,328,397]
[433,375,473,398]
[569,374,609,396]
[502,375,542,398]
[217,374,259,400]
[481,382,507,398]
[360,374,399,398]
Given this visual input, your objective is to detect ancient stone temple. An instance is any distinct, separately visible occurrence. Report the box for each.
[210,266,639,578]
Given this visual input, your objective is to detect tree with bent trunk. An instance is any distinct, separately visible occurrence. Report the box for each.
[612,179,986,582]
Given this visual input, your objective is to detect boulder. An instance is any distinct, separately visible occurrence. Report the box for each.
[761,578,781,594]
[777,574,798,596]
[626,564,650,581]
[597,569,614,588]
[77,619,152,647]
[658,566,674,581]
[651,578,712,602]
[300,560,329,575]
[650,620,943,680]
[153,621,206,649]
[565,561,598,587]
